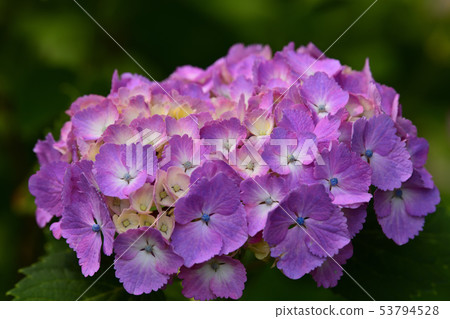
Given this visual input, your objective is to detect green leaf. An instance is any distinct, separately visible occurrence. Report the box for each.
[7,232,165,301]
[332,200,450,301]
[240,251,344,301]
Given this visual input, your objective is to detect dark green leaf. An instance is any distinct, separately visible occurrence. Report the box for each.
[7,232,165,301]
[332,202,450,300]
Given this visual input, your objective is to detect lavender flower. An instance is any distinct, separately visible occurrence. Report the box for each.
[264,185,350,279]
[171,173,247,267]
[114,228,183,294]
[179,256,247,300]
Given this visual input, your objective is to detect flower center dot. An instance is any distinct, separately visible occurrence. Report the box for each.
[394,189,403,198]
[296,217,305,226]
[317,104,327,113]
[210,261,220,271]
[172,184,181,192]
[160,224,168,233]
[183,161,193,171]
[140,204,147,211]
[122,172,132,183]
[246,162,255,171]
[223,140,231,150]
[201,213,210,223]
[365,149,373,158]
[144,245,153,253]
[92,224,101,232]
[160,190,168,200]
[287,154,296,164]
[330,177,338,187]
[265,197,273,205]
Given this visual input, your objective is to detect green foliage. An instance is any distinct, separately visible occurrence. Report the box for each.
[7,233,165,301]
[333,203,450,301]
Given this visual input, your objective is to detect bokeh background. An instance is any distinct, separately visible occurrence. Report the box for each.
[1,0,449,300]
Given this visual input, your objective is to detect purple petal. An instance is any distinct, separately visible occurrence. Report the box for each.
[209,205,248,255]
[376,196,425,245]
[190,160,242,187]
[36,208,53,228]
[33,133,62,165]
[72,100,119,141]
[407,137,429,168]
[171,221,223,267]
[179,256,246,300]
[114,228,183,295]
[311,243,353,288]
[29,161,69,218]
[304,209,350,258]
[342,205,367,238]
[271,227,325,279]
[210,256,247,299]
[369,141,412,190]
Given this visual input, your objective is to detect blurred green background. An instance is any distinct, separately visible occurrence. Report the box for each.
[1,0,450,300]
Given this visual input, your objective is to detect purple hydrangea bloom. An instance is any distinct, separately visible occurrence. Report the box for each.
[61,175,115,276]
[300,72,349,118]
[179,256,247,300]
[72,100,119,141]
[95,143,156,199]
[261,127,317,178]
[254,54,297,89]
[114,227,184,295]
[352,114,413,190]
[264,184,350,279]
[374,170,440,245]
[200,117,247,156]
[29,161,69,223]
[240,174,288,236]
[171,173,248,267]
[161,134,205,175]
[33,133,62,166]
[313,142,372,207]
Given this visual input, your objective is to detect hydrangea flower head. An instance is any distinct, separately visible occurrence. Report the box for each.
[28,42,439,299]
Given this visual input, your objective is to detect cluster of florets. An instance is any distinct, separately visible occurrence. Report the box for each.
[29,43,440,299]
